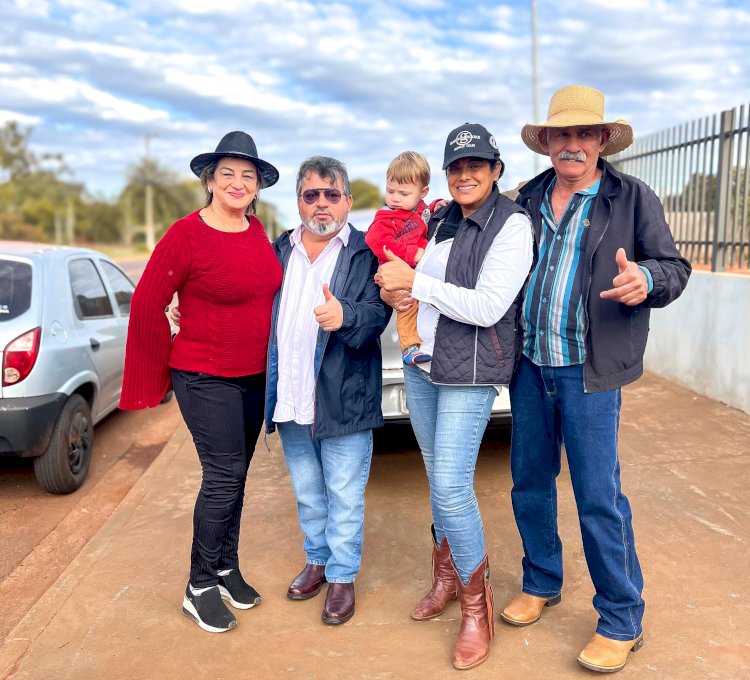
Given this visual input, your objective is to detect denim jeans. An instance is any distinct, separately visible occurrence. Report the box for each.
[171,370,265,588]
[277,422,373,583]
[403,364,495,584]
[509,355,644,641]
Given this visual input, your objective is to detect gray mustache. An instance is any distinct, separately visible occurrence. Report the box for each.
[558,150,587,162]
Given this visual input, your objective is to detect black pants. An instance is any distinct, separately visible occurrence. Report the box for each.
[171,370,265,588]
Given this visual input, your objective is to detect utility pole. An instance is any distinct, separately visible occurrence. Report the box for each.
[54,210,62,244]
[531,0,541,175]
[65,198,74,244]
[144,134,156,252]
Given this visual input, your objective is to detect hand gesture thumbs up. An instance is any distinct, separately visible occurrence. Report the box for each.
[374,246,417,291]
[600,247,649,306]
[314,283,343,331]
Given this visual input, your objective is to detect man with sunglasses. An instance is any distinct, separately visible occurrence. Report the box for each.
[265,156,391,625]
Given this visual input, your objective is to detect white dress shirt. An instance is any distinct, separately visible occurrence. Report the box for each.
[273,224,349,425]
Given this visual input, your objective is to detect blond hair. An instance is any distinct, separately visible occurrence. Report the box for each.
[386,151,430,188]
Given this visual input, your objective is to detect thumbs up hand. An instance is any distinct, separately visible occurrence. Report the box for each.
[314,283,344,331]
[599,248,648,306]
[374,246,417,291]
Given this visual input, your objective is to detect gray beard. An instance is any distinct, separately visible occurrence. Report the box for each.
[303,215,347,236]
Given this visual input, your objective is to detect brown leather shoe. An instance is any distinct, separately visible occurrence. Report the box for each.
[577,633,644,673]
[321,582,355,625]
[452,555,494,670]
[411,528,458,620]
[499,592,561,626]
[287,564,326,600]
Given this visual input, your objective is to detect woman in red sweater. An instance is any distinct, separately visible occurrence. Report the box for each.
[119,131,283,634]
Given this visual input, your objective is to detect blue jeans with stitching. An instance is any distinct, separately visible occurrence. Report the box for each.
[404,364,495,584]
[277,422,373,583]
[509,355,644,641]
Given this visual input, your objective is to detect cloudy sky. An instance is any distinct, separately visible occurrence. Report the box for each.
[2,0,749,227]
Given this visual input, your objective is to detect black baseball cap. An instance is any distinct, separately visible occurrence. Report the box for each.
[442,123,501,169]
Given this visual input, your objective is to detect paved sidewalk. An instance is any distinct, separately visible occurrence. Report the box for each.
[2,374,749,679]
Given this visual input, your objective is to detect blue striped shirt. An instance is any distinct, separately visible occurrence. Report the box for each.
[521,178,600,366]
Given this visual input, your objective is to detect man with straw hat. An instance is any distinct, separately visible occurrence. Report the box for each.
[501,85,691,673]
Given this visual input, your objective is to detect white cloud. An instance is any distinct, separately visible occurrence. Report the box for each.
[0,109,40,126]
[1,0,749,224]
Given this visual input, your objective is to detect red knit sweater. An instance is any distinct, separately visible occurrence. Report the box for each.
[119,210,282,410]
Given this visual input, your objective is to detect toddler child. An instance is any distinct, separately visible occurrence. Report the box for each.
[366,151,432,365]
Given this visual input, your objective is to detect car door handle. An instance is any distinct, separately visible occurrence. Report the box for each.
[90,338,101,351]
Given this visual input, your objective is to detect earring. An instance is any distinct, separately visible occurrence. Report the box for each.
[208,186,213,193]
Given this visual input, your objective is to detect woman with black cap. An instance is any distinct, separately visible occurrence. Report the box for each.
[376,123,533,669]
[120,131,282,633]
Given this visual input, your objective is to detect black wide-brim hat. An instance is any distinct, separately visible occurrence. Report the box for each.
[190,131,279,188]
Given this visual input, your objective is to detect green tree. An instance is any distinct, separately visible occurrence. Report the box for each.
[0,211,46,241]
[0,121,35,180]
[119,160,199,244]
[350,178,383,210]
[0,121,81,243]
[256,200,283,239]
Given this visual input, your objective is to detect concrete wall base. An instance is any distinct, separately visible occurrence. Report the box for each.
[645,270,750,414]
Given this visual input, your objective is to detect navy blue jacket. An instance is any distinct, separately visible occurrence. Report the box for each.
[517,159,691,392]
[265,225,392,440]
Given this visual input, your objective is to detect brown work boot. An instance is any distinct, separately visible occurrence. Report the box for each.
[411,527,458,620]
[452,555,494,670]
[287,563,326,600]
[321,582,355,625]
[577,633,644,673]
[499,592,561,626]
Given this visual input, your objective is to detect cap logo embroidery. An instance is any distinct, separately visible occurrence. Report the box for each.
[489,135,498,150]
[451,130,480,149]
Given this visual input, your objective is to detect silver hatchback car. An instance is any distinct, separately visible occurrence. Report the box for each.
[0,241,135,493]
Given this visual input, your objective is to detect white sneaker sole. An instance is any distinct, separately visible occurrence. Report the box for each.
[218,585,261,610]
[181,595,236,633]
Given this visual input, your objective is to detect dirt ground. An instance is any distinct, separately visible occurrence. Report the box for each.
[0,400,182,641]
[2,372,749,679]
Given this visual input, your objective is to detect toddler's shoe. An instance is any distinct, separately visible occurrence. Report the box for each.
[402,345,432,365]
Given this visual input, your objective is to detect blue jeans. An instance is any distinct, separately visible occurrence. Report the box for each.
[404,365,495,584]
[277,422,373,583]
[509,355,644,641]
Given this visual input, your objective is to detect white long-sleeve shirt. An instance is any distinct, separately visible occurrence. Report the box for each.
[272,224,349,425]
[412,212,533,368]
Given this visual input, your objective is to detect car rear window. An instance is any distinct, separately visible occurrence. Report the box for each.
[0,260,33,321]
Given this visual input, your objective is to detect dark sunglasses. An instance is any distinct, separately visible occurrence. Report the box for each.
[299,188,345,205]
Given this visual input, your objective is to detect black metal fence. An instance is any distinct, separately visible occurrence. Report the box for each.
[610,104,750,272]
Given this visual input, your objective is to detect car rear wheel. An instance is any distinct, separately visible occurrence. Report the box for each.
[34,394,94,494]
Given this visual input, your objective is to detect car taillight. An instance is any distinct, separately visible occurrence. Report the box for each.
[3,327,41,386]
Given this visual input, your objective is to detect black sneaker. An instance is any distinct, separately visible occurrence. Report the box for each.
[182,585,237,633]
[218,569,261,610]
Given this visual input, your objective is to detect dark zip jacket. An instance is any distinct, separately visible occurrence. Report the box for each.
[265,225,392,440]
[517,159,691,392]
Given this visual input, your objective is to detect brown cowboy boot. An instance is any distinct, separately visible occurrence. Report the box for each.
[411,526,459,620]
[452,555,494,670]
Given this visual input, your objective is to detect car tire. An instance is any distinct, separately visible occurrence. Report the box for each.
[34,394,94,494]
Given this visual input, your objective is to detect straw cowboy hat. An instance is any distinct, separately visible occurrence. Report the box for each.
[521,85,634,156]
[190,131,279,187]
